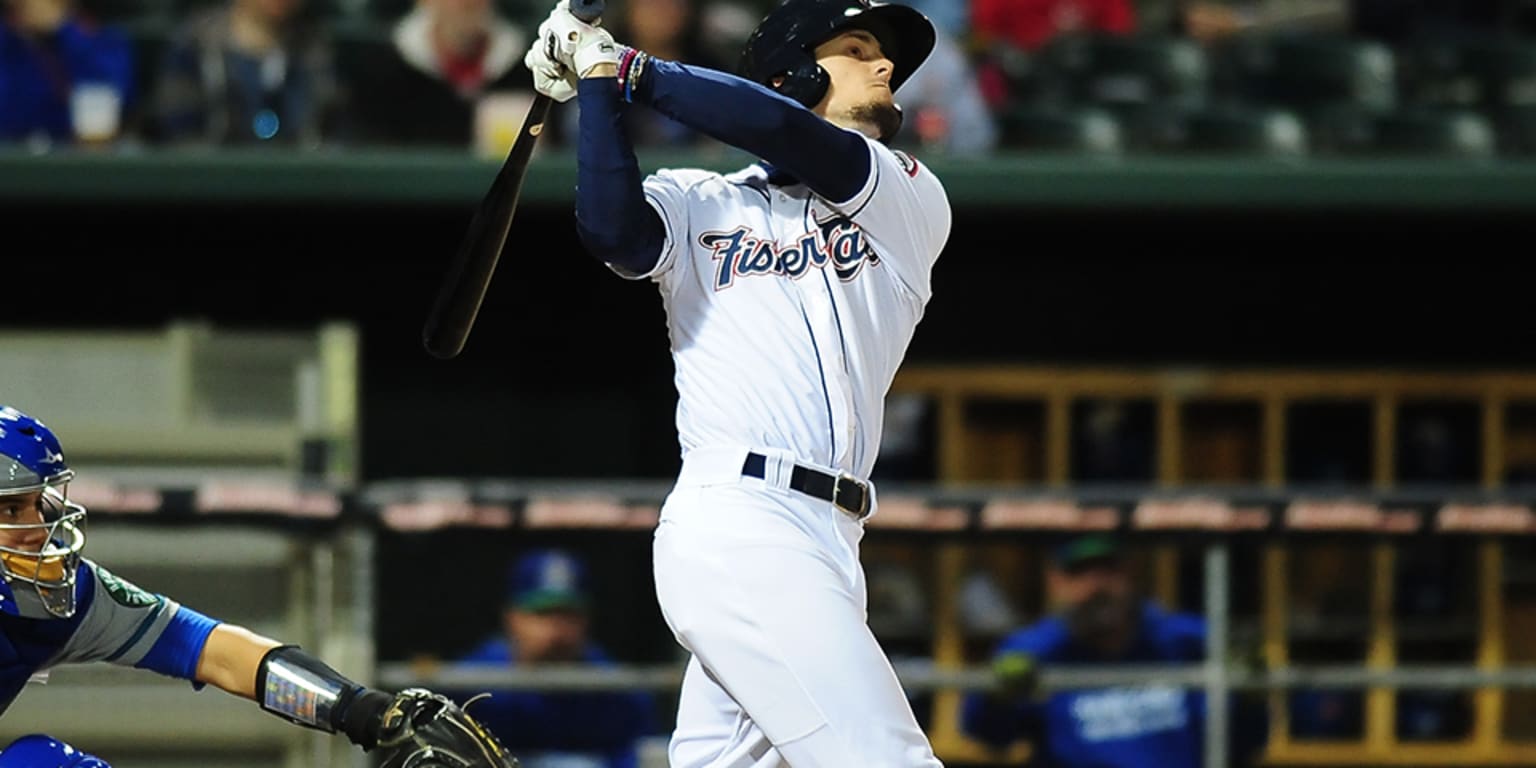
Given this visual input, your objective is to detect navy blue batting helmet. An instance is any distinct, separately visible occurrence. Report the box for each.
[739,0,936,111]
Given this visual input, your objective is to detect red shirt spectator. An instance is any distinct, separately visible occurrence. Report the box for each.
[972,0,1135,51]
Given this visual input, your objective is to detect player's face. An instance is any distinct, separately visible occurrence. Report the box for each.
[1047,557,1134,637]
[0,491,49,552]
[506,607,589,663]
[811,30,901,139]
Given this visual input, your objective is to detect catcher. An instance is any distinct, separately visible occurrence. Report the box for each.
[0,403,518,768]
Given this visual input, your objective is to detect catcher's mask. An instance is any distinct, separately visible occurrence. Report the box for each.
[0,406,87,619]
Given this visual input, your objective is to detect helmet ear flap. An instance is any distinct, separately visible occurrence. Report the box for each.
[773,61,831,109]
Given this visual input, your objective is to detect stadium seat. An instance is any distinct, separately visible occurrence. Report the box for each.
[1040,34,1210,115]
[1177,106,1309,157]
[1215,35,1398,116]
[1401,39,1536,114]
[1496,107,1536,154]
[1369,108,1497,159]
[999,105,1124,155]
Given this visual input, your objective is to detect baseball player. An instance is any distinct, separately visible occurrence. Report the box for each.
[522,0,952,764]
[0,404,517,768]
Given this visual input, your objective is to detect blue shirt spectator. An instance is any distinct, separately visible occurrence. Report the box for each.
[962,535,1264,768]
[0,0,132,144]
[445,549,656,768]
[148,0,340,146]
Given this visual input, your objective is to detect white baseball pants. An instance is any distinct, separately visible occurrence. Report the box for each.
[652,446,943,768]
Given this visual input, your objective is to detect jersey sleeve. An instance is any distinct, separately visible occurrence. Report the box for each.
[824,137,952,304]
[621,168,710,283]
[48,561,219,683]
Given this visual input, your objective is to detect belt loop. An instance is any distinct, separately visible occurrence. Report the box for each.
[768,453,790,490]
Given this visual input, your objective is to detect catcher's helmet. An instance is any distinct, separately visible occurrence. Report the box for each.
[739,0,936,111]
[0,406,87,619]
[0,735,110,767]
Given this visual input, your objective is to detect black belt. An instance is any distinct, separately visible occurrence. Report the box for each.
[741,452,871,520]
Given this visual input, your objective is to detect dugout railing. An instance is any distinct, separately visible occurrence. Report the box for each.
[3,474,1534,767]
[362,481,1536,768]
[7,360,1536,767]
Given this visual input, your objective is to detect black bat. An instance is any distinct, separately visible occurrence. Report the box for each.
[422,0,606,360]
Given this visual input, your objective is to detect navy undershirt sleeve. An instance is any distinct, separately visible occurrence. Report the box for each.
[633,58,871,203]
[571,56,876,275]
[574,78,666,275]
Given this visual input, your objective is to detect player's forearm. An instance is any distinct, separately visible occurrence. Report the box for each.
[574,76,665,273]
[194,623,283,698]
[628,57,870,203]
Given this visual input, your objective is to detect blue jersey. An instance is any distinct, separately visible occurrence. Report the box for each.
[962,602,1207,768]
[447,638,656,768]
[1,559,219,715]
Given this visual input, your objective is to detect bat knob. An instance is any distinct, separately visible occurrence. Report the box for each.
[569,0,604,22]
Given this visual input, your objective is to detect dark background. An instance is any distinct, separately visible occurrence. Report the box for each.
[9,199,1535,664]
[14,201,1535,480]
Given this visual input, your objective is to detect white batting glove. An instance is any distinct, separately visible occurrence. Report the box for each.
[535,0,621,78]
[523,41,577,102]
[572,27,621,78]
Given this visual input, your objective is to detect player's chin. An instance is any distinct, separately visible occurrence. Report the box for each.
[850,101,903,142]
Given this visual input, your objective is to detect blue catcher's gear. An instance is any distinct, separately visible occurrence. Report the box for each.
[0,734,111,767]
[738,0,935,113]
[0,406,87,618]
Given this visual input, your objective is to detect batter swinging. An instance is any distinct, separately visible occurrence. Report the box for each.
[524,0,952,763]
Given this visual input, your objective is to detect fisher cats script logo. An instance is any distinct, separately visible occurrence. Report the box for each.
[701,216,878,290]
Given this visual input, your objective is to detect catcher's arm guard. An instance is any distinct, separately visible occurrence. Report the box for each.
[255,646,518,766]
[375,688,520,768]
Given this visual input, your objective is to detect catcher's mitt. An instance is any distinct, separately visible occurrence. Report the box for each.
[374,688,520,768]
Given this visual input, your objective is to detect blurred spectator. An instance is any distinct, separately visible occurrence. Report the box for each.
[1136,0,1347,42]
[149,0,343,145]
[343,0,532,147]
[1072,400,1155,483]
[969,0,1136,129]
[973,0,1135,52]
[1289,540,1475,742]
[891,17,999,154]
[557,0,728,148]
[961,534,1266,767]
[446,549,657,768]
[696,0,759,67]
[872,392,934,482]
[0,0,133,145]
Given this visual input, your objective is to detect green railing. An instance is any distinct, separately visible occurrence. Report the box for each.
[8,147,1536,208]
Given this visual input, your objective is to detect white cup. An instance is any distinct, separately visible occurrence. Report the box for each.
[70,83,122,143]
[474,90,538,158]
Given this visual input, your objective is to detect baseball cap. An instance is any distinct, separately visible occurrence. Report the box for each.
[1049,534,1125,571]
[506,549,589,612]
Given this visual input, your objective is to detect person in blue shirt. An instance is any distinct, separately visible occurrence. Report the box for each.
[962,534,1263,768]
[0,0,134,144]
[448,549,657,768]
[0,403,517,768]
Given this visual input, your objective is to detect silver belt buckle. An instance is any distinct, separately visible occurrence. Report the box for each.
[832,472,870,520]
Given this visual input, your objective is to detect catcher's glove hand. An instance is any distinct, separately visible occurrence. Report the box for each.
[374,688,520,768]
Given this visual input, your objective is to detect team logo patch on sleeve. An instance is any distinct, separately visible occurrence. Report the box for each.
[893,150,921,178]
[95,565,161,608]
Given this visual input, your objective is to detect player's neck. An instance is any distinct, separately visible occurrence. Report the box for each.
[825,114,880,140]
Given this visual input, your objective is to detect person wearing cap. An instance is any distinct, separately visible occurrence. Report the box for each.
[960,534,1262,768]
[447,549,657,768]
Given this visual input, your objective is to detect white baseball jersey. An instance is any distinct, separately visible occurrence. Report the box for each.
[623,132,952,480]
